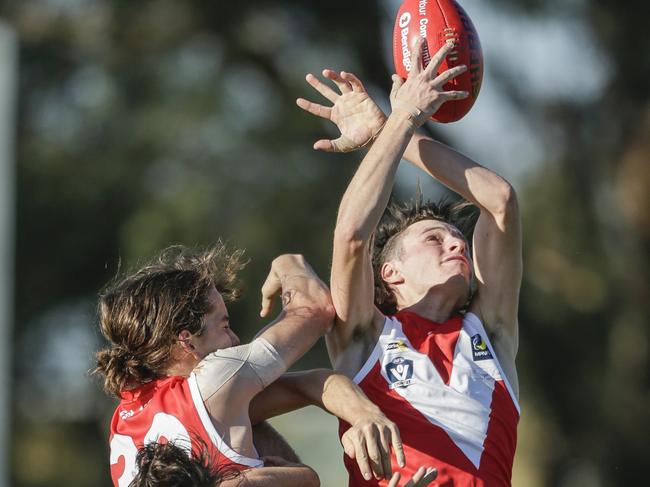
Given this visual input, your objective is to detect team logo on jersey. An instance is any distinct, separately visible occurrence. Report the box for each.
[385,356,414,389]
[471,334,493,361]
[386,339,409,352]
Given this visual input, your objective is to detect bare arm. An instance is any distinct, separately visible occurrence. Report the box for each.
[220,462,319,487]
[324,41,468,360]
[257,254,335,367]
[403,134,522,358]
[249,369,405,481]
[298,50,521,366]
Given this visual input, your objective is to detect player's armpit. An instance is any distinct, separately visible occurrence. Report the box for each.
[328,236,385,362]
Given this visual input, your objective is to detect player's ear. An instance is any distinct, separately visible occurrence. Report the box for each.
[177,330,195,354]
[381,261,404,285]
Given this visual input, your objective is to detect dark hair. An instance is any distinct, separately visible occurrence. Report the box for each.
[372,194,478,314]
[94,243,248,397]
[129,440,240,487]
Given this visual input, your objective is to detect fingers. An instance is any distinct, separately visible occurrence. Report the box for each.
[390,74,404,103]
[421,467,438,484]
[410,466,427,484]
[296,98,332,120]
[260,292,273,318]
[305,73,339,103]
[388,472,401,487]
[341,432,356,460]
[259,271,280,317]
[365,430,385,480]
[408,36,425,76]
[423,40,455,79]
[432,64,467,88]
[314,139,335,152]
[389,424,406,468]
[439,90,469,101]
[323,69,352,94]
[378,429,393,479]
[354,436,373,481]
[340,71,366,92]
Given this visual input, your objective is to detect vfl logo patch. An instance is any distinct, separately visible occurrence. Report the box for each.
[471,334,493,361]
[385,357,414,389]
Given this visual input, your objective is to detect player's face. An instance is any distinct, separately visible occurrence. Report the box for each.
[191,286,240,359]
[393,219,472,302]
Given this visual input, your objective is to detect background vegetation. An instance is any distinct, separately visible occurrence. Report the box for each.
[1,0,648,485]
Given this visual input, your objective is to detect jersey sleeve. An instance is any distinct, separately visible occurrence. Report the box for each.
[193,338,287,402]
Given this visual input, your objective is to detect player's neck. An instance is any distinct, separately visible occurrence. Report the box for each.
[163,355,198,378]
[398,286,464,323]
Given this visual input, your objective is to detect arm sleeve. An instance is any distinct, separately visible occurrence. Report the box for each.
[194,338,287,402]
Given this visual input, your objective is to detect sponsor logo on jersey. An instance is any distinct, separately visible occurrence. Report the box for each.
[385,356,414,389]
[386,339,409,352]
[471,334,493,361]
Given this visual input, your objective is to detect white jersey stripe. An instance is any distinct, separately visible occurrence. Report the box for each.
[187,373,263,468]
[353,313,517,469]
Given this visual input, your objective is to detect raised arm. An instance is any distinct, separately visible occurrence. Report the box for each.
[308,40,468,361]
[298,51,521,383]
[249,369,405,481]
[403,134,522,358]
[257,254,335,367]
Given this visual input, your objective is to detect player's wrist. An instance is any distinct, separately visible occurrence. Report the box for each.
[387,105,421,134]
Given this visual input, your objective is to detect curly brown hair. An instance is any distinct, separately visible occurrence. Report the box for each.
[94,243,248,397]
[129,440,240,487]
[372,195,478,315]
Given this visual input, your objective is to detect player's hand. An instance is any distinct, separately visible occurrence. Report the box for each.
[341,414,405,481]
[388,466,438,487]
[259,255,333,321]
[390,37,468,125]
[297,70,387,152]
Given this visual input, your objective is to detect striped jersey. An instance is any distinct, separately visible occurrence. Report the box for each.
[341,311,519,486]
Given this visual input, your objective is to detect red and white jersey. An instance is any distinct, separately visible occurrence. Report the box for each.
[109,374,263,487]
[341,311,519,487]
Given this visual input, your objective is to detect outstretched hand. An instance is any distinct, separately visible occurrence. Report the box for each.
[388,466,438,487]
[390,37,469,126]
[296,70,386,152]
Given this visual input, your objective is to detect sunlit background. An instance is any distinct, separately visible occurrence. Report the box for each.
[0,0,648,486]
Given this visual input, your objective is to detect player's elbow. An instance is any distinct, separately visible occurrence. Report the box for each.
[491,182,519,226]
[302,466,321,487]
[333,225,368,256]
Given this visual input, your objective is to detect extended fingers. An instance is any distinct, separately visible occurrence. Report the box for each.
[305,73,339,103]
[389,424,406,468]
[390,74,404,104]
[439,90,469,101]
[432,64,467,88]
[353,435,373,481]
[340,71,366,92]
[259,272,280,317]
[423,40,456,78]
[323,69,352,94]
[296,97,332,120]
[378,428,393,479]
[408,37,425,76]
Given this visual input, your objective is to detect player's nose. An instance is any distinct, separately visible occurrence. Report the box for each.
[447,236,466,254]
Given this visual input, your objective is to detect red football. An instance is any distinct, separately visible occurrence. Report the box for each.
[392,0,483,123]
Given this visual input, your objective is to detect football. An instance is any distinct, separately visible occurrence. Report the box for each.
[393,0,483,123]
